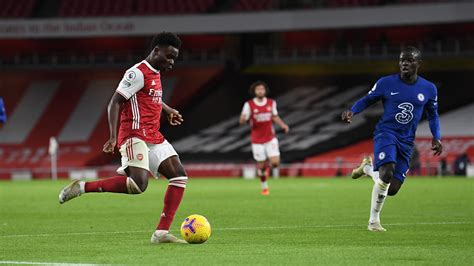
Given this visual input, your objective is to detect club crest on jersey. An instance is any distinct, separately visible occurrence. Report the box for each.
[417,93,425,102]
[267,106,271,111]
[137,154,143,161]
[253,109,259,113]
[125,71,136,82]
[378,152,386,160]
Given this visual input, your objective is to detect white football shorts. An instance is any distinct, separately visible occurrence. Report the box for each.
[117,137,178,178]
[251,138,280,162]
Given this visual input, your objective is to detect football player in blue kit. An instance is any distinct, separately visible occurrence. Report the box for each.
[342,46,443,232]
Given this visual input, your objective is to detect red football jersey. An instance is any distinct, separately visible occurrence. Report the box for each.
[116,60,164,147]
[242,98,278,144]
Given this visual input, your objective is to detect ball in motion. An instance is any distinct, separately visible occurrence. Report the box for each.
[180,214,211,244]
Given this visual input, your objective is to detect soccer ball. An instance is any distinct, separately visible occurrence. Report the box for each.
[180,214,211,244]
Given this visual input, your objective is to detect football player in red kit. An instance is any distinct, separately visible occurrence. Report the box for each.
[59,32,188,244]
[240,81,289,195]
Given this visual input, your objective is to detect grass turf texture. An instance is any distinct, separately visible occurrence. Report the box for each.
[0,177,472,265]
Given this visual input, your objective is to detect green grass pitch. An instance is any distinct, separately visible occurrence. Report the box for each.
[0,177,473,265]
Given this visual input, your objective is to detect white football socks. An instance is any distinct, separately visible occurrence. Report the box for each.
[369,179,390,223]
[79,181,85,194]
[363,165,380,183]
[261,181,269,190]
[271,167,280,179]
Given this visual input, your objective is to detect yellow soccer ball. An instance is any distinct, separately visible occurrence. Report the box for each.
[180,214,211,244]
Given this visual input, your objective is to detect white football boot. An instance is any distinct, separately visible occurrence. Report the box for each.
[368,221,387,232]
[351,156,373,179]
[59,179,82,204]
[150,231,187,244]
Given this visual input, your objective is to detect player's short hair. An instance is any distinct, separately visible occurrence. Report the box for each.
[401,46,422,59]
[249,80,269,96]
[150,32,182,51]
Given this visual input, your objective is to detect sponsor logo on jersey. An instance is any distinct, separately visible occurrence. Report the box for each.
[395,102,414,124]
[253,109,259,113]
[149,89,162,97]
[254,113,272,122]
[417,93,425,102]
[149,89,162,104]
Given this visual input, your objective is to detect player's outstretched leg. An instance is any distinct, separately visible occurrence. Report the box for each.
[59,167,148,204]
[150,156,187,244]
[368,163,394,232]
[256,161,270,195]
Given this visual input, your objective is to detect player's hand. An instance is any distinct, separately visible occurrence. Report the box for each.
[341,110,353,123]
[103,138,116,154]
[167,109,183,126]
[431,139,443,156]
[282,124,290,134]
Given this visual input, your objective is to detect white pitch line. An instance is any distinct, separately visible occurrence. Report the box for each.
[0,261,101,265]
[0,221,470,239]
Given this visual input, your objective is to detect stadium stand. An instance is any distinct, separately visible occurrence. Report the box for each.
[0,0,462,18]
[163,61,474,164]
[0,66,224,178]
[0,0,36,18]
[58,0,134,17]
[0,1,472,179]
[231,0,275,11]
[58,0,216,16]
[135,0,216,15]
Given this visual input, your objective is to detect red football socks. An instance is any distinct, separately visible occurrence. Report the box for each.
[257,166,268,183]
[157,185,185,231]
[85,176,128,193]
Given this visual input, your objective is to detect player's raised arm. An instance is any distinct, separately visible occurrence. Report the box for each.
[239,102,250,125]
[342,80,385,123]
[425,85,442,156]
[162,101,183,126]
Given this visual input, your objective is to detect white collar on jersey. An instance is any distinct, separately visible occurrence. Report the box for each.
[253,97,267,106]
[142,60,160,73]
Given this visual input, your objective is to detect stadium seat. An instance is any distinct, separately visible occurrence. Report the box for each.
[0,0,35,18]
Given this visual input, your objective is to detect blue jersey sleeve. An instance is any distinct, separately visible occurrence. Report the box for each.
[351,79,385,115]
[0,97,6,123]
[425,84,441,140]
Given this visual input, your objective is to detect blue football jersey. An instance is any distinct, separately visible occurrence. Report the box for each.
[351,74,441,142]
